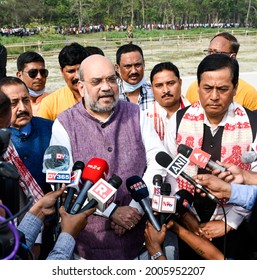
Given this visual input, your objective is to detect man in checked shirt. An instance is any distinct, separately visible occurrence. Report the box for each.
[115,43,155,110]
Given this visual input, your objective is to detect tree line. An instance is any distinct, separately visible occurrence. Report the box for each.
[0,0,256,29]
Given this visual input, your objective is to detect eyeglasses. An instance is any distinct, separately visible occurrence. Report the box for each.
[203,49,233,56]
[23,68,49,79]
[82,75,117,87]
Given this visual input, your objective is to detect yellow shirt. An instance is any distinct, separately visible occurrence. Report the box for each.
[30,92,49,116]
[38,86,78,120]
[185,78,257,111]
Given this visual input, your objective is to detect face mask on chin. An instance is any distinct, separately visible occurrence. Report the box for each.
[28,87,46,97]
[122,77,146,93]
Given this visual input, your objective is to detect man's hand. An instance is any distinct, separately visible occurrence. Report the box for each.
[60,206,95,238]
[110,206,142,231]
[110,221,126,236]
[144,221,167,258]
[200,220,233,239]
[195,174,232,199]
[212,161,244,183]
[29,185,66,220]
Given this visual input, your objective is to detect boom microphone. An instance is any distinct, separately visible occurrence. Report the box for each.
[126,175,161,232]
[69,158,109,214]
[178,144,226,172]
[64,161,85,212]
[155,151,220,204]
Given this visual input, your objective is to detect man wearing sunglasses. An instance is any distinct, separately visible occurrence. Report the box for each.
[185,32,257,111]
[17,51,49,116]
[38,43,90,120]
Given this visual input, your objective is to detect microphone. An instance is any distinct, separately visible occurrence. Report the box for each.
[63,161,85,212]
[178,144,226,172]
[43,145,71,186]
[69,158,109,214]
[152,183,176,225]
[155,151,220,204]
[241,151,257,164]
[0,128,11,156]
[43,145,71,240]
[152,174,163,195]
[165,189,194,223]
[126,175,161,232]
[80,174,122,212]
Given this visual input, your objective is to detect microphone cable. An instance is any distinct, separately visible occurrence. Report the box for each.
[0,204,20,260]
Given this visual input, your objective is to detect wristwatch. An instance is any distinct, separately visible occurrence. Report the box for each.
[150,251,165,260]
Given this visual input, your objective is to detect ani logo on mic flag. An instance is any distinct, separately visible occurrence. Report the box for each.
[167,154,189,178]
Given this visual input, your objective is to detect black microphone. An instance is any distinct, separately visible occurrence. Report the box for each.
[126,175,161,232]
[178,143,226,172]
[159,183,172,225]
[64,161,85,212]
[152,174,163,195]
[165,189,194,223]
[155,151,220,204]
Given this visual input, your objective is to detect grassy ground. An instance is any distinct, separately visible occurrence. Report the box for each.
[4,28,257,93]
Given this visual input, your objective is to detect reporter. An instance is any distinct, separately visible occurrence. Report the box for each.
[17,186,95,260]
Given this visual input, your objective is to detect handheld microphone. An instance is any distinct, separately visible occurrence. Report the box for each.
[165,189,194,223]
[152,183,176,225]
[241,151,257,164]
[178,144,226,172]
[126,175,161,232]
[64,161,85,212]
[152,174,163,195]
[44,145,71,185]
[155,151,220,204]
[69,158,109,214]
[43,145,71,240]
[80,174,122,212]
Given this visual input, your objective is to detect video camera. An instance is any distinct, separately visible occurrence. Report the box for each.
[0,128,34,259]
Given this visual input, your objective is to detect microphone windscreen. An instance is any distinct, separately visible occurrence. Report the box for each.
[177,144,193,157]
[0,128,11,156]
[43,145,70,171]
[175,189,194,215]
[72,160,85,171]
[155,151,173,168]
[81,158,109,183]
[153,174,163,185]
[126,175,149,202]
[241,151,256,164]
[108,174,122,189]
[160,183,171,196]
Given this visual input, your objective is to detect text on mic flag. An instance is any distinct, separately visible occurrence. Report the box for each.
[167,153,190,178]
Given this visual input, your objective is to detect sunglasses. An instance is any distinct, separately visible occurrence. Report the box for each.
[24,68,49,78]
